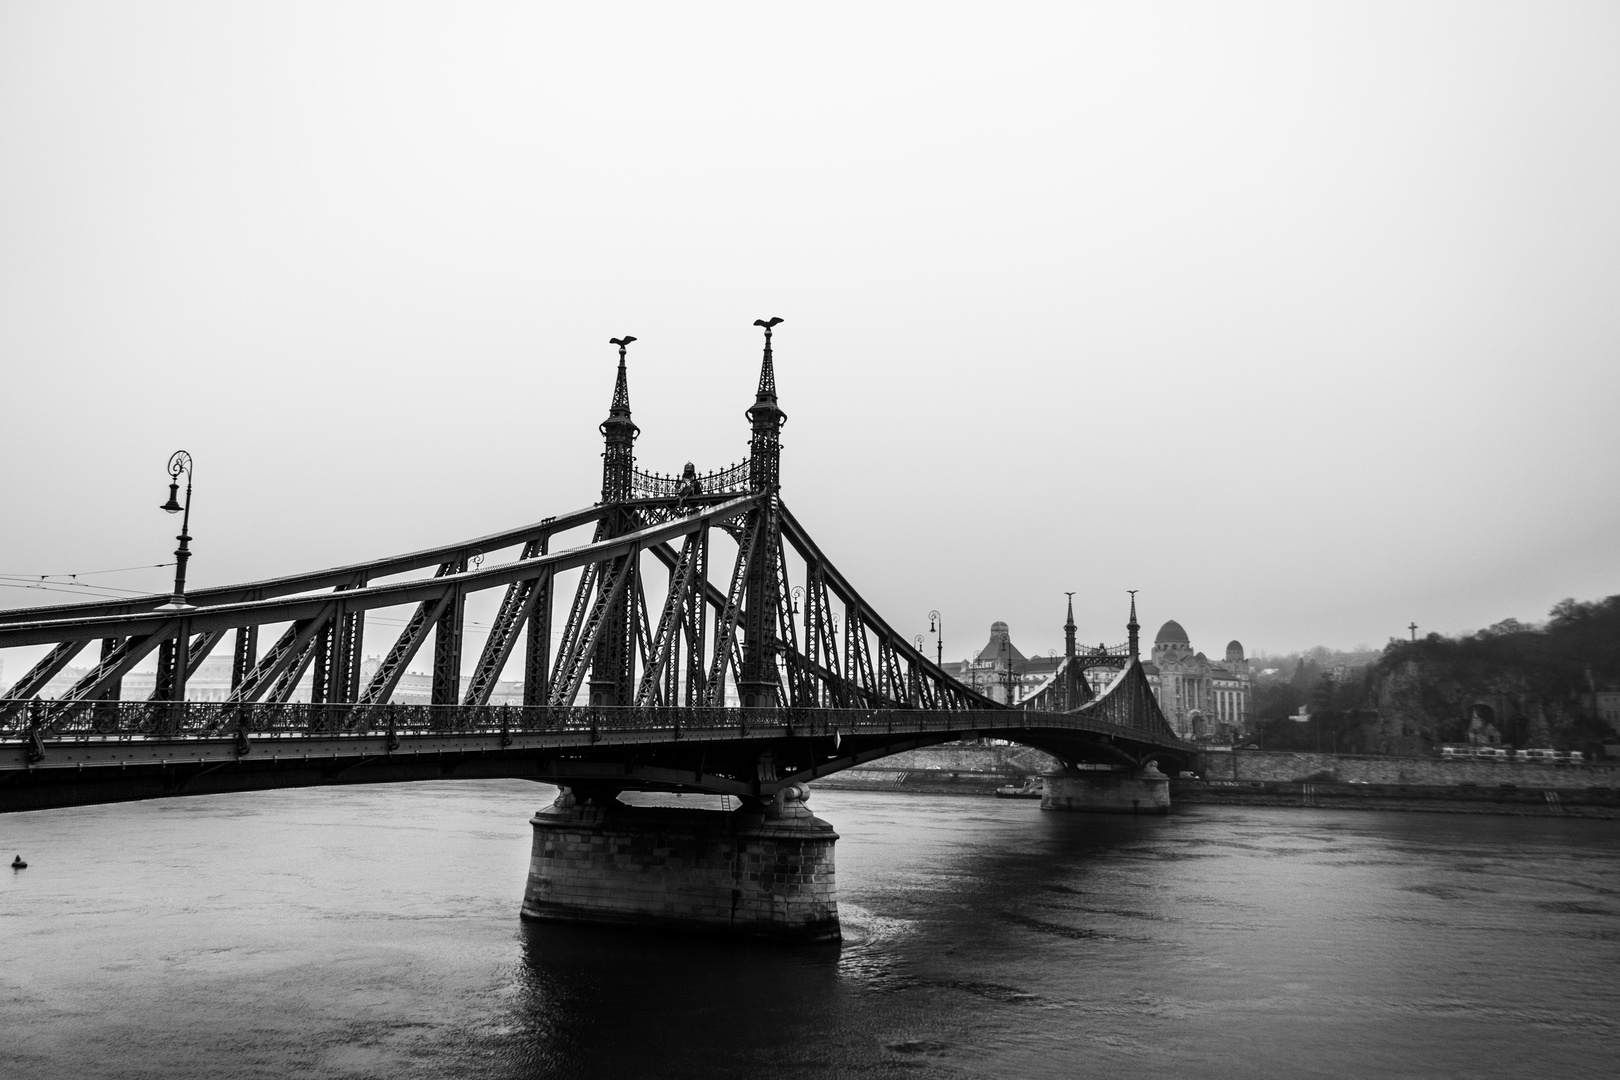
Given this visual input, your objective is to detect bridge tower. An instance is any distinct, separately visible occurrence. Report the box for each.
[1064,593,1077,661]
[1041,597,1171,814]
[1127,590,1141,659]
[1057,592,1088,710]
[588,337,641,707]
[738,318,787,709]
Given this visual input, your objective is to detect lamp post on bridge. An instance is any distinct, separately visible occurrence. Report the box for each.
[157,451,195,611]
[928,610,943,668]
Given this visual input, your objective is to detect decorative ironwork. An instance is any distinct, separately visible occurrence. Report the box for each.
[629,460,752,500]
[463,539,548,707]
[600,337,639,505]
[1076,642,1133,667]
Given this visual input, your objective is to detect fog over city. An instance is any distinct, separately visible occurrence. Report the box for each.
[3,1,1617,665]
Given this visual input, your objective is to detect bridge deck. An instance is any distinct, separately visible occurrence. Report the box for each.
[0,703,1192,813]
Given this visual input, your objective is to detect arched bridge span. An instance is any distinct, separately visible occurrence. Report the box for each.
[0,325,1190,814]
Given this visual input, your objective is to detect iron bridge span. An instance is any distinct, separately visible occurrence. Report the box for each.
[0,324,1190,814]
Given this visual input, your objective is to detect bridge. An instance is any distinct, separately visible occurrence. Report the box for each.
[0,321,1191,941]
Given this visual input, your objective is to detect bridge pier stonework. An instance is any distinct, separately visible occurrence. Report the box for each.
[1041,762,1171,814]
[521,785,841,942]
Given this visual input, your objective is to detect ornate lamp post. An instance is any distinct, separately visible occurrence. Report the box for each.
[157,451,195,611]
[928,610,943,667]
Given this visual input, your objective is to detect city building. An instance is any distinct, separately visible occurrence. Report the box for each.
[1143,620,1250,741]
[939,621,1059,704]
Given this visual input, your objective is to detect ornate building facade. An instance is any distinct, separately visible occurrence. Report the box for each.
[939,620,1068,705]
[1143,620,1250,741]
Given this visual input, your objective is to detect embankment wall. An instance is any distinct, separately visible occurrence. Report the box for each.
[1198,750,1620,789]
[810,743,1059,795]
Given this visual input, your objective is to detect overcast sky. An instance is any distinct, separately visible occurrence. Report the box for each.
[2,0,1617,668]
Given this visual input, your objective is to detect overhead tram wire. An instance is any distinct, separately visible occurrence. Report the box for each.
[0,581,173,601]
[0,560,175,579]
[0,562,179,604]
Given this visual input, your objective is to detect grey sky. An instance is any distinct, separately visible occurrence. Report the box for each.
[2,1,1617,669]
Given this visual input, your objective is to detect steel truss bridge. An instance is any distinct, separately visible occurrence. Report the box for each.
[0,325,1189,813]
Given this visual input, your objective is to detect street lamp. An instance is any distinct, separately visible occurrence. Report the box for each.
[157,450,195,611]
[928,609,943,667]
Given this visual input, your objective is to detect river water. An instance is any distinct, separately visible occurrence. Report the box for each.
[2,782,1616,1078]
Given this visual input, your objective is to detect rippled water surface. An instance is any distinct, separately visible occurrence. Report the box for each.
[3,783,1617,1078]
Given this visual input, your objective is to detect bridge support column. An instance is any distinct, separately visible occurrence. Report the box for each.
[1041,762,1170,815]
[521,786,841,942]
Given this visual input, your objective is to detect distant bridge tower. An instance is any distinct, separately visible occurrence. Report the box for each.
[1064,592,1077,662]
[1127,590,1140,659]
[738,318,788,709]
[589,336,641,706]
[1059,591,1084,710]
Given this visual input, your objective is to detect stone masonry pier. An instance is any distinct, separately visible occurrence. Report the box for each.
[1042,763,1171,814]
[521,786,840,943]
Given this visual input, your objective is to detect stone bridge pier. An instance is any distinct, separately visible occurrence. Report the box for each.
[1041,762,1171,814]
[521,785,842,942]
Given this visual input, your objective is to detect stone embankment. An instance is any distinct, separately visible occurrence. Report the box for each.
[809,745,1060,796]
[810,743,1620,818]
[1196,748,1620,787]
[1183,748,1620,818]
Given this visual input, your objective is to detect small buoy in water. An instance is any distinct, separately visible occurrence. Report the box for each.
[10,855,25,870]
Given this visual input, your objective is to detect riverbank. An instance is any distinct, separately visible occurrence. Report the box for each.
[808,743,1060,797]
[808,744,1620,818]
[1172,778,1620,818]
[1197,746,1620,788]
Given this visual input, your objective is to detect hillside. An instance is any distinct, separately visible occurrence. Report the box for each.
[1249,596,1620,757]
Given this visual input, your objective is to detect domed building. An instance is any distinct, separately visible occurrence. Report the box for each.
[937,619,1071,705]
[1143,620,1251,741]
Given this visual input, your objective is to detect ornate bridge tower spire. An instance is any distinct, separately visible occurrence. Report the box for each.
[600,336,640,504]
[1127,590,1140,660]
[1064,592,1077,661]
[739,318,787,709]
[589,336,640,707]
[747,317,787,493]
[1054,591,1085,710]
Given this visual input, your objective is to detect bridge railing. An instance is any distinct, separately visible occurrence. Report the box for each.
[0,699,1178,747]
[629,460,752,499]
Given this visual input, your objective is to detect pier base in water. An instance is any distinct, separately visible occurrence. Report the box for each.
[521,787,841,942]
[1042,763,1171,814]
